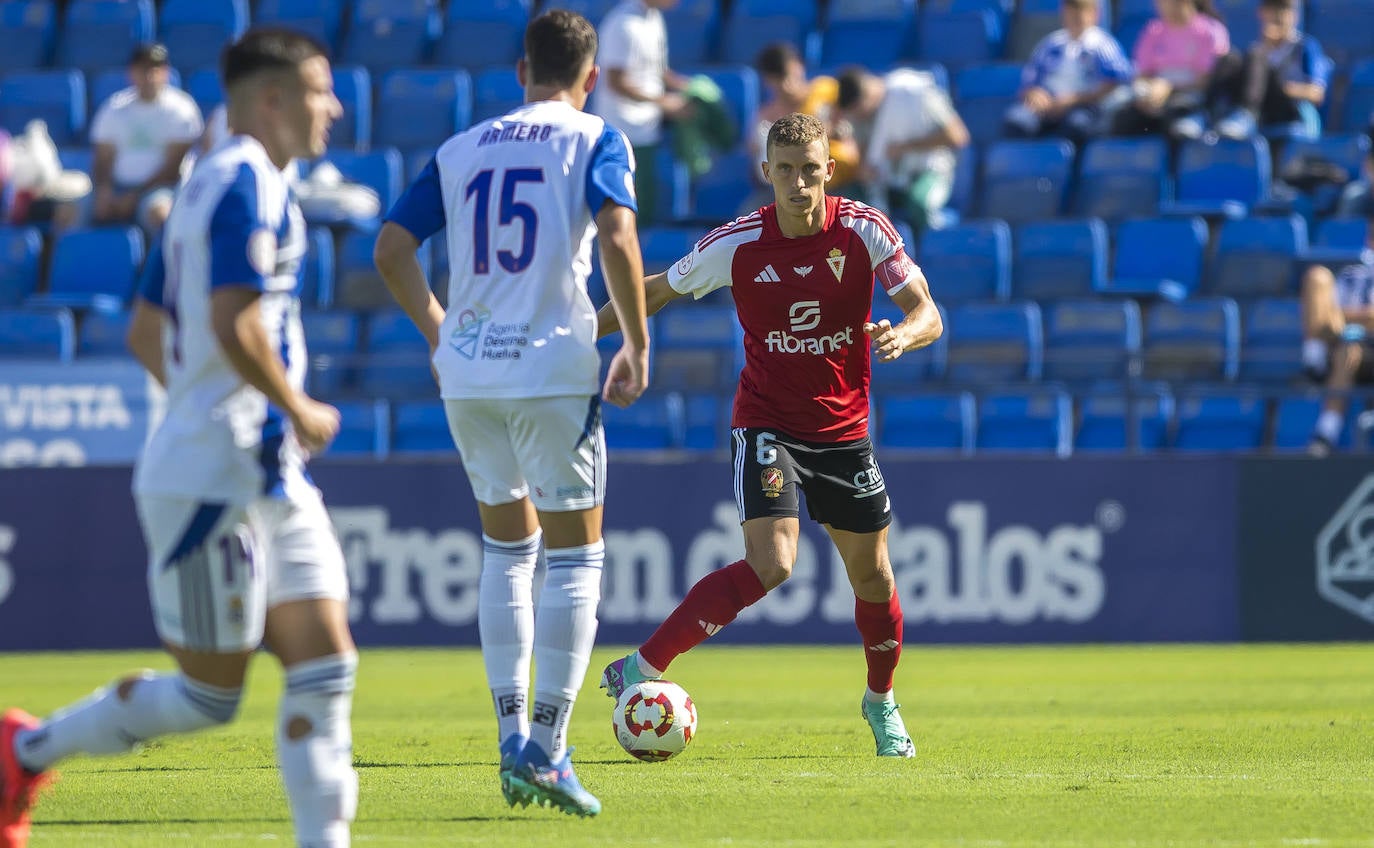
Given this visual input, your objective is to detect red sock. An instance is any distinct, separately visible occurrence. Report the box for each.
[855,592,903,694]
[640,560,767,672]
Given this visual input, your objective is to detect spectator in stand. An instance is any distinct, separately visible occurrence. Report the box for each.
[1300,198,1374,456]
[90,43,203,235]
[1176,0,1331,140]
[1112,0,1229,139]
[745,42,862,210]
[835,66,969,232]
[0,119,90,233]
[1004,0,1133,143]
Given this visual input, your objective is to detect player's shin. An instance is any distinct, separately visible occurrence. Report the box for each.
[855,591,904,699]
[530,541,603,761]
[13,672,241,772]
[639,559,767,672]
[277,654,358,848]
[479,532,540,744]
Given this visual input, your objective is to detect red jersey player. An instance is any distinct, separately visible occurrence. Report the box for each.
[595,112,942,757]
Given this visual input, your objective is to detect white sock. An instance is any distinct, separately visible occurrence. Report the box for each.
[635,651,663,678]
[530,540,604,761]
[1316,409,1344,442]
[14,672,240,773]
[1303,339,1329,371]
[277,654,358,848]
[479,531,539,743]
[864,688,896,705]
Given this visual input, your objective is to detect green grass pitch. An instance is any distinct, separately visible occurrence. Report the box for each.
[2,643,1370,847]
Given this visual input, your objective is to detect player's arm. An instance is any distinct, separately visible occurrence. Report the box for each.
[126,239,168,386]
[595,270,682,339]
[596,201,651,408]
[865,247,943,362]
[375,158,447,350]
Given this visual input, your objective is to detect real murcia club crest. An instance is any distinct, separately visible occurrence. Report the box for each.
[1316,474,1374,624]
[826,248,846,282]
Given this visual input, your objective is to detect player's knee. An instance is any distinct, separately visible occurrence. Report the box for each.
[1303,265,1335,296]
[747,558,791,591]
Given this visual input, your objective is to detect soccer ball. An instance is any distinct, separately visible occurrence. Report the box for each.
[611,679,698,762]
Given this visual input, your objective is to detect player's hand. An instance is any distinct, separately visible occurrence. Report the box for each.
[864,319,904,363]
[289,397,341,455]
[603,344,649,408]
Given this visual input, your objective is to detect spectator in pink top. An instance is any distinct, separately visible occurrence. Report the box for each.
[1112,0,1230,138]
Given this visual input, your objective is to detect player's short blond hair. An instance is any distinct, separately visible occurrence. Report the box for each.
[766,113,829,159]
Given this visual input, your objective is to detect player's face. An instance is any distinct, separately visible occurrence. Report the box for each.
[763,139,833,220]
[286,55,342,160]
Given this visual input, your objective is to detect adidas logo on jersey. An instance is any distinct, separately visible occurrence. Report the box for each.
[753,264,781,283]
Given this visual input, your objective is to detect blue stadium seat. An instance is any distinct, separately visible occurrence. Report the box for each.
[1012,218,1107,300]
[35,227,143,309]
[390,400,454,454]
[322,400,387,457]
[184,68,224,118]
[976,389,1071,454]
[1075,386,1173,452]
[76,308,130,358]
[911,9,1002,71]
[1113,13,1150,62]
[653,305,742,392]
[321,147,405,211]
[0,71,86,146]
[1270,394,1357,451]
[57,0,154,73]
[1165,137,1271,218]
[690,151,755,224]
[0,226,43,307]
[819,0,915,69]
[603,392,681,450]
[878,391,974,452]
[1008,0,1072,61]
[300,227,337,309]
[677,66,759,151]
[544,0,617,20]
[0,1,56,73]
[719,0,819,66]
[359,310,435,399]
[1213,0,1265,51]
[0,307,76,360]
[473,68,523,122]
[640,227,699,273]
[1100,216,1208,301]
[955,92,1014,146]
[953,62,1022,99]
[1142,297,1241,382]
[1305,217,1368,268]
[301,309,362,398]
[980,138,1074,222]
[1043,298,1141,383]
[1173,393,1266,452]
[1307,0,1374,71]
[1337,59,1374,133]
[682,391,726,450]
[435,0,528,70]
[335,228,429,310]
[89,68,183,119]
[159,0,247,71]
[342,0,441,69]
[1277,133,1368,213]
[917,220,1011,304]
[1072,137,1171,221]
[374,69,472,151]
[1207,215,1306,299]
[330,66,372,150]
[946,300,1043,383]
[651,145,692,223]
[254,0,347,51]
[57,146,93,176]
[948,145,979,219]
[1239,297,1303,383]
[869,300,948,388]
[663,0,720,66]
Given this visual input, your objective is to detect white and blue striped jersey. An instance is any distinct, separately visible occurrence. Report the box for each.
[133,135,311,504]
[1022,26,1132,98]
[385,99,637,400]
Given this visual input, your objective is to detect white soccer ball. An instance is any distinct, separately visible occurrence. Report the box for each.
[611,679,698,762]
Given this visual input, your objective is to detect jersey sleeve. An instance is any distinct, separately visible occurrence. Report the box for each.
[666,225,740,299]
[209,163,271,291]
[136,237,166,307]
[385,157,446,242]
[586,125,638,215]
[846,204,919,296]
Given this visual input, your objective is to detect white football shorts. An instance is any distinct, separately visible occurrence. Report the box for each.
[443,395,606,512]
[138,486,349,652]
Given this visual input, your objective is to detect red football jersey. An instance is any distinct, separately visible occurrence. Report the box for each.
[666,196,922,442]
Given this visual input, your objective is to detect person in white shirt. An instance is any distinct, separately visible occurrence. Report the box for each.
[1004,0,1133,142]
[373,9,649,818]
[1,29,358,848]
[90,42,203,234]
[835,66,970,232]
[591,0,691,224]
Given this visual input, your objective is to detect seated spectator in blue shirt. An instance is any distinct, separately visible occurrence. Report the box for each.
[1177,0,1331,140]
[1005,0,1133,143]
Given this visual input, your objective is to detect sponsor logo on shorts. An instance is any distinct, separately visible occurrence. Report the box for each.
[761,467,785,499]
